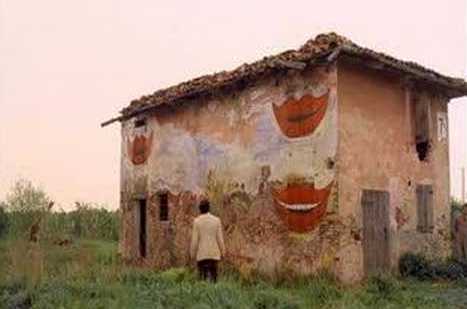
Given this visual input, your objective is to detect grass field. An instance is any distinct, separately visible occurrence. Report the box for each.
[1,238,466,309]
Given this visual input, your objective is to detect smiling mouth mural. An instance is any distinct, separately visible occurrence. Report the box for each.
[272,91,329,138]
[127,131,153,165]
[272,181,333,233]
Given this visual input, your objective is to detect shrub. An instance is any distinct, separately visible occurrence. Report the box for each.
[3,179,53,239]
[400,252,467,281]
[431,260,466,281]
[399,253,433,280]
[159,267,195,283]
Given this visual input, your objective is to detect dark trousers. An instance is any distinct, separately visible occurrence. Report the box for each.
[197,259,218,282]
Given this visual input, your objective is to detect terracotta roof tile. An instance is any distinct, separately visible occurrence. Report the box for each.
[105,33,467,125]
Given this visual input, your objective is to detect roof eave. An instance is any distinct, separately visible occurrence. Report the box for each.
[340,46,467,99]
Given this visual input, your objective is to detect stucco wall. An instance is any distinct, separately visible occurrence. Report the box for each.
[120,64,353,278]
[119,61,452,282]
[336,61,451,282]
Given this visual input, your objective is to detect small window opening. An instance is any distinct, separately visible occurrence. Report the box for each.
[159,193,169,221]
[415,141,430,161]
[138,199,147,258]
[135,118,147,128]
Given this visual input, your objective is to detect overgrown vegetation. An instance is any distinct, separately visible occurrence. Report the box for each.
[0,238,463,309]
[399,252,467,281]
[0,179,119,242]
[1,179,467,308]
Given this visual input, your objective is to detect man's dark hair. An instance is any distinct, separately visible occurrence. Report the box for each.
[199,199,210,214]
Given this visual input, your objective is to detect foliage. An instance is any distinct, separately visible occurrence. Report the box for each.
[4,179,52,213]
[451,197,465,212]
[67,202,120,241]
[0,238,462,308]
[0,179,119,242]
[399,253,433,280]
[0,204,8,239]
[399,252,467,281]
[1,179,466,307]
[431,259,466,281]
[2,179,53,238]
[42,202,120,242]
[451,197,465,226]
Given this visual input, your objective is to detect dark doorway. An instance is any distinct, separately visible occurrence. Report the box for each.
[138,199,147,258]
[362,190,390,276]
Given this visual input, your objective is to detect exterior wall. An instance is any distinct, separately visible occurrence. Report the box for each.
[119,60,452,282]
[336,61,451,282]
[120,65,351,278]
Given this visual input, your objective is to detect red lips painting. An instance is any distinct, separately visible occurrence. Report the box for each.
[272,181,333,233]
[127,131,153,165]
[272,91,329,138]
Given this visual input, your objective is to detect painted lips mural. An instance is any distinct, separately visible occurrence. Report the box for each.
[272,91,329,138]
[127,131,154,165]
[272,181,333,233]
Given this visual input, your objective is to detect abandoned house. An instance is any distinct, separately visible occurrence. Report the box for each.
[103,33,467,282]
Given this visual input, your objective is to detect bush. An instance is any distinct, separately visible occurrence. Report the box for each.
[1,288,32,309]
[0,179,119,243]
[158,267,195,284]
[2,179,53,239]
[399,253,433,280]
[400,252,467,281]
[432,260,467,280]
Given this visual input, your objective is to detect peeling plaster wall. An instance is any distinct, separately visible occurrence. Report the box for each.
[337,61,451,282]
[120,65,350,278]
[120,122,150,259]
[119,61,452,282]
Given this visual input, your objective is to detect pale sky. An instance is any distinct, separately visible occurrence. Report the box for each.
[0,1,466,210]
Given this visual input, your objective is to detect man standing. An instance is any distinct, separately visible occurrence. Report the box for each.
[190,199,225,282]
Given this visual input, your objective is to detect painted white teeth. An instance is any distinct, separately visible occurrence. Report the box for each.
[277,200,319,211]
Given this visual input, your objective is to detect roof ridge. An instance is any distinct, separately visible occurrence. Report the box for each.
[101,32,467,127]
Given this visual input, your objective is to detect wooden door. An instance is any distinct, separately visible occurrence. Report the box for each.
[362,190,390,276]
[416,185,434,233]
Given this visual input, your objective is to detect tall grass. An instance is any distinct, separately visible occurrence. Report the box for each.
[0,179,119,243]
[0,179,465,308]
[46,205,120,241]
[0,239,456,309]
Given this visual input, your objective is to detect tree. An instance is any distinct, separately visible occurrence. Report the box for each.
[5,179,51,212]
[4,179,52,238]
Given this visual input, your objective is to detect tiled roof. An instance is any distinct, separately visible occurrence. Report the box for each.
[102,33,467,126]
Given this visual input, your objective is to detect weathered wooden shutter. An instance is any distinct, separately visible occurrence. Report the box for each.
[416,185,434,233]
[414,94,431,144]
[362,190,390,275]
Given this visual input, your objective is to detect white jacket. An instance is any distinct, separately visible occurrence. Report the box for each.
[190,213,225,261]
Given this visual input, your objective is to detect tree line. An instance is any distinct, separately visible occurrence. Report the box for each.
[0,179,119,242]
